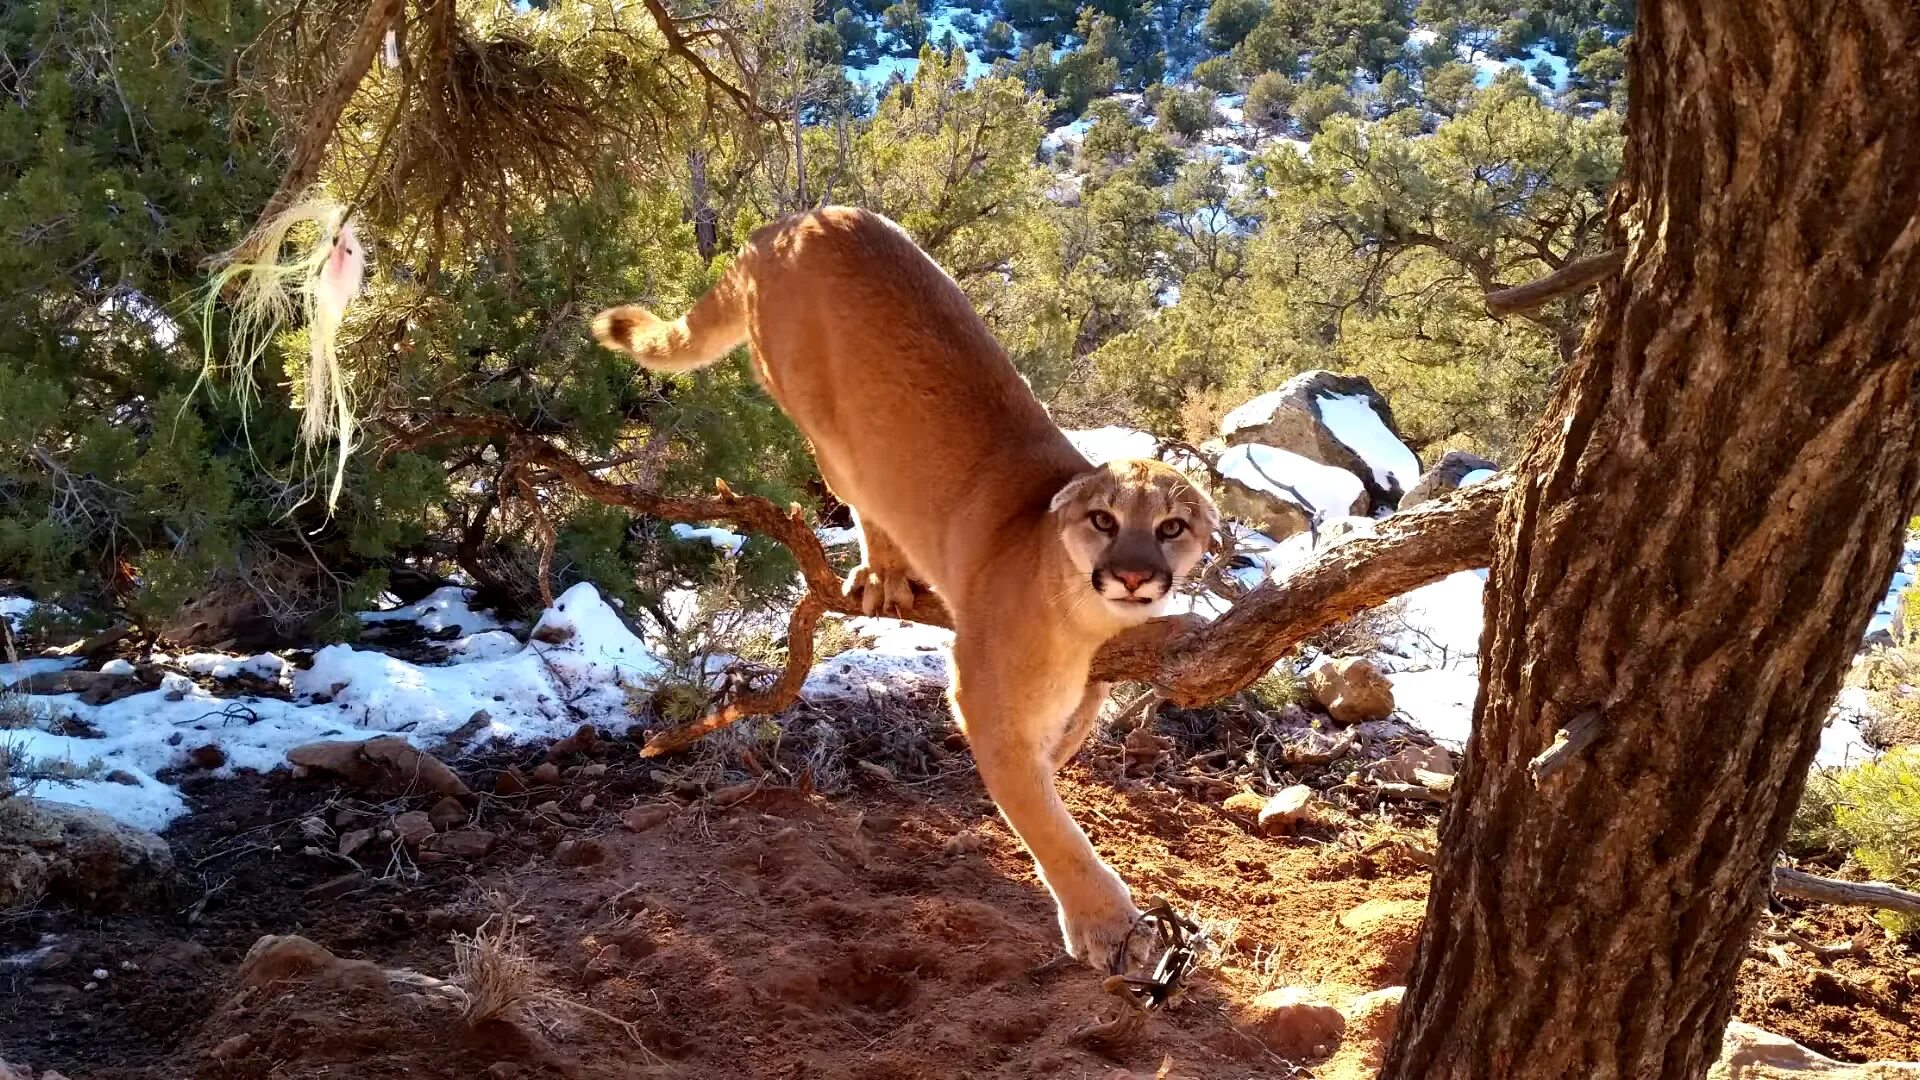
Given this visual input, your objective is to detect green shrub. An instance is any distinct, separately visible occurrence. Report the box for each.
[1792,749,1920,935]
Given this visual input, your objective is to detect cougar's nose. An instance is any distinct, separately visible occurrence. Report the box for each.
[1112,568,1155,592]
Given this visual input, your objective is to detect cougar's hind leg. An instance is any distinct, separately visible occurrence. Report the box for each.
[1049,681,1111,775]
[819,461,921,617]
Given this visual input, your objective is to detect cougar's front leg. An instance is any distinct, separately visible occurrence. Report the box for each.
[953,648,1137,970]
[842,507,919,617]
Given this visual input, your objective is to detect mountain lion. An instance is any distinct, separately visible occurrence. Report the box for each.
[592,206,1217,970]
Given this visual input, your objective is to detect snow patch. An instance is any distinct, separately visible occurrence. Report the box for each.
[671,523,747,557]
[803,617,953,700]
[1316,393,1422,494]
[359,586,504,636]
[16,583,660,831]
[0,597,34,631]
[1218,444,1366,521]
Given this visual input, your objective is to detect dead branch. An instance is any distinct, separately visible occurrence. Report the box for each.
[1483,248,1625,317]
[246,0,404,246]
[1773,866,1920,918]
[638,0,763,120]
[389,417,1506,749]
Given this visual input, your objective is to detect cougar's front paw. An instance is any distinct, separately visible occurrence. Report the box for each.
[1056,864,1145,973]
[841,563,917,617]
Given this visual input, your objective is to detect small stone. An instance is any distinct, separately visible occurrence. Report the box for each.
[209,1033,253,1060]
[531,763,561,785]
[1257,785,1315,834]
[578,794,596,812]
[1222,791,1266,817]
[427,796,468,832]
[577,763,608,780]
[546,722,599,760]
[189,744,227,769]
[530,622,574,645]
[943,831,987,856]
[1372,745,1454,784]
[105,769,140,786]
[710,782,757,807]
[553,838,606,868]
[533,800,562,816]
[1247,986,1345,1058]
[391,811,435,846]
[622,805,674,832]
[1306,656,1396,725]
[424,830,497,859]
[303,872,368,903]
[495,769,529,796]
[337,828,375,858]
[855,761,894,783]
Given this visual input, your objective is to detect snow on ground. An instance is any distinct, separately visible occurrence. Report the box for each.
[1371,563,1896,767]
[1219,443,1367,522]
[804,617,953,700]
[359,585,504,635]
[1867,535,1919,636]
[1316,393,1423,496]
[1219,389,1288,439]
[8,584,661,831]
[671,523,748,557]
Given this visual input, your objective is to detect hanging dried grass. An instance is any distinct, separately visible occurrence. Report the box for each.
[196,197,365,509]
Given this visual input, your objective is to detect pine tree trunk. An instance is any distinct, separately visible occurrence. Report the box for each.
[1380,5,1920,1078]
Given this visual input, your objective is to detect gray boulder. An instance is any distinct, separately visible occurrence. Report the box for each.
[0,798,174,911]
[1401,450,1499,509]
[1220,371,1422,512]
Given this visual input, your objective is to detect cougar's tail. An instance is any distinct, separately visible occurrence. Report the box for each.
[590,261,747,373]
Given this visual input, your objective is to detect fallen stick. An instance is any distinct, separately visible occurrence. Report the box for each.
[1772,866,1920,917]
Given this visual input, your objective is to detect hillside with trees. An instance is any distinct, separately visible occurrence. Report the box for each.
[4,2,1920,1079]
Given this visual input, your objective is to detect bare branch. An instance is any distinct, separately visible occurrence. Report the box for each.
[1484,248,1626,317]
[246,0,403,246]
[638,0,763,121]
[1773,866,1920,918]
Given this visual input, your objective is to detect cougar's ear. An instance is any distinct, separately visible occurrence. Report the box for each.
[1049,469,1104,516]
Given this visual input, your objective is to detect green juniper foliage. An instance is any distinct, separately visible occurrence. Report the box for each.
[2,0,1626,636]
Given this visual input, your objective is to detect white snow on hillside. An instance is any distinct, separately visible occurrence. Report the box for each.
[1219,389,1288,438]
[1219,443,1366,521]
[1317,393,1423,495]
[1,597,34,631]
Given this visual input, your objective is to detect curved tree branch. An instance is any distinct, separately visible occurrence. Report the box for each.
[1484,248,1626,317]
[388,417,1505,749]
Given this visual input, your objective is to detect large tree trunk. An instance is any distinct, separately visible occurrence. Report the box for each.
[1381,5,1920,1079]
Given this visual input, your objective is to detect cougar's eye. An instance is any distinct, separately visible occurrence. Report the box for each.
[1088,510,1117,533]
[1156,518,1188,540]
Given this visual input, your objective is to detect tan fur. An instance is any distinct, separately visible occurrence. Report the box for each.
[593,207,1218,969]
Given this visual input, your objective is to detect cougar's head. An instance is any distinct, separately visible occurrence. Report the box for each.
[1051,460,1219,622]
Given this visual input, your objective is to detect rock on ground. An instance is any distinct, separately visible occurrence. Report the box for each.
[1401,450,1498,509]
[0,798,173,911]
[1711,1022,1920,1078]
[285,736,470,799]
[1245,986,1346,1059]
[1308,657,1397,724]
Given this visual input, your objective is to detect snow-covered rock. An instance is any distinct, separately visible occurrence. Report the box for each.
[1222,370,1421,512]
[1216,443,1368,538]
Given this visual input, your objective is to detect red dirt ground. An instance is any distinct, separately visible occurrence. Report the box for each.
[3,736,1916,1079]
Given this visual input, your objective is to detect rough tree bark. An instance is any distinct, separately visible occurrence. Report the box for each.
[1380,5,1920,1079]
